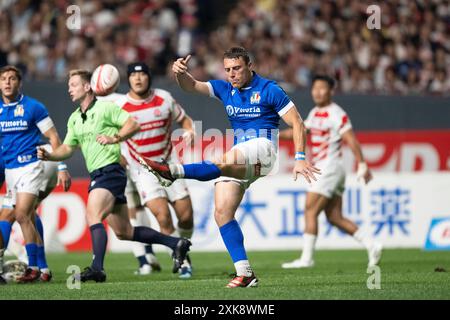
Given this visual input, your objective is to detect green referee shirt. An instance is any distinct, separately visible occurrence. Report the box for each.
[63,99,130,173]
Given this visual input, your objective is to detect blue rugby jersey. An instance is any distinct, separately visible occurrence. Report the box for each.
[0,94,53,169]
[207,72,294,145]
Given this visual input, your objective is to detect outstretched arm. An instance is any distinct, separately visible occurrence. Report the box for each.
[41,126,72,191]
[172,55,211,96]
[96,117,140,145]
[281,107,321,183]
[38,143,75,161]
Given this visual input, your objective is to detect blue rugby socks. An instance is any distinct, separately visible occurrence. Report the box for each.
[25,243,38,269]
[170,161,221,181]
[35,215,49,270]
[0,221,12,248]
[219,219,253,277]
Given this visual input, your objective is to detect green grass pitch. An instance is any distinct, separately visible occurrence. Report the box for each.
[0,249,449,300]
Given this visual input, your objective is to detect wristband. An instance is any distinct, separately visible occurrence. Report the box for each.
[295,151,306,160]
[57,162,68,171]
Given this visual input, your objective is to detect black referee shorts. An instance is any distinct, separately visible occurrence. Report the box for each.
[88,163,127,205]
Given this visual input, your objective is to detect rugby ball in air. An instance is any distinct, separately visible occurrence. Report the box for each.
[91,64,120,96]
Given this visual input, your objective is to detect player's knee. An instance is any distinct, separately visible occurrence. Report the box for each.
[178,216,193,229]
[86,212,102,225]
[326,214,341,226]
[14,211,31,225]
[153,210,172,225]
[214,208,232,226]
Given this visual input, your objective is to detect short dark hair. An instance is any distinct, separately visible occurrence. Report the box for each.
[69,69,92,84]
[0,65,22,81]
[312,74,335,89]
[223,47,251,64]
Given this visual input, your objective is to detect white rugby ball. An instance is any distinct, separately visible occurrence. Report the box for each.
[91,64,120,96]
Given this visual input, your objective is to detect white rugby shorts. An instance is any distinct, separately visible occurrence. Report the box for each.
[3,161,44,208]
[215,137,277,190]
[125,165,190,208]
[307,163,346,198]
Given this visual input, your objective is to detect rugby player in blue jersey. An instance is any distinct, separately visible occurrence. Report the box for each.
[139,47,321,288]
[0,66,70,283]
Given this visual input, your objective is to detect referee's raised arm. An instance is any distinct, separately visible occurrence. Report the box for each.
[172,55,210,96]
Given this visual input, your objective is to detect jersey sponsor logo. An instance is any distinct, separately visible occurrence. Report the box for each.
[226,105,261,118]
[0,119,29,132]
[14,105,24,117]
[250,91,261,104]
[17,154,33,163]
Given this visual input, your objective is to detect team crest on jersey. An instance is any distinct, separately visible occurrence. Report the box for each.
[250,92,261,104]
[154,108,162,117]
[14,105,24,117]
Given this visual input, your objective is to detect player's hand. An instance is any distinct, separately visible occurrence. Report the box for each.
[357,162,373,184]
[172,55,191,75]
[37,146,51,161]
[57,169,72,191]
[293,160,321,184]
[182,129,195,146]
[96,134,116,145]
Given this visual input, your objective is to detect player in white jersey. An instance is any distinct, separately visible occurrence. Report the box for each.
[102,62,195,278]
[280,75,382,269]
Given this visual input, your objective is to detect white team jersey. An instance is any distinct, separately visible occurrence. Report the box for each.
[304,102,352,169]
[110,90,185,169]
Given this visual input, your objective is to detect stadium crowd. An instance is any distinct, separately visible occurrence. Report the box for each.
[0,0,449,95]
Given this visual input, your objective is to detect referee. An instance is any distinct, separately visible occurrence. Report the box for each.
[38,69,191,283]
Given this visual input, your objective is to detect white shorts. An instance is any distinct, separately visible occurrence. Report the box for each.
[3,161,45,208]
[215,137,277,190]
[125,166,190,208]
[308,164,346,198]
